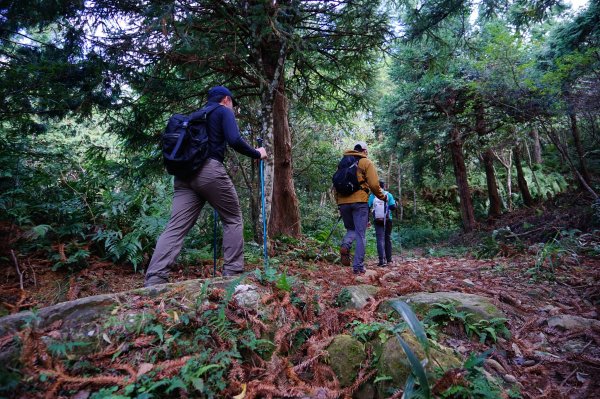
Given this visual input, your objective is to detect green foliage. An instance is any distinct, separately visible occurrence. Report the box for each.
[526,229,580,281]
[349,320,391,343]
[439,350,505,399]
[47,340,91,357]
[275,270,292,292]
[0,367,21,395]
[425,246,469,258]
[425,303,510,343]
[474,228,525,259]
[398,226,458,249]
[334,288,352,308]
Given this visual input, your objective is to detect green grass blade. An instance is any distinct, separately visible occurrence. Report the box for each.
[390,300,429,353]
[402,374,416,399]
[395,333,430,398]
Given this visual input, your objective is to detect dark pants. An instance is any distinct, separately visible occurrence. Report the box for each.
[339,202,369,271]
[145,159,245,286]
[374,219,393,263]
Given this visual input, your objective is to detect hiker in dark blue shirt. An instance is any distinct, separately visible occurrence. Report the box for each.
[145,86,267,286]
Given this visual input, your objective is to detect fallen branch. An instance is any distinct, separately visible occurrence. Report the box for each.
[10,250,24,290]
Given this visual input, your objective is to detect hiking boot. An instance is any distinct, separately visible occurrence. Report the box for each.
[340,246,351,266]
[386,259,393,266]
[223,270,244,277]
[353,268,366,275]
[377,259,387,267]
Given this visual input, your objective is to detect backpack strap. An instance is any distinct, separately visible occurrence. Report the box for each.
[188,103,221,122]
[355,156,369,193]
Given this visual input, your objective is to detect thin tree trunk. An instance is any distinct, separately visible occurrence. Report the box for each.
[398,162,404,222]
[542,120,599,199]
[387,153,394,187]
[482,149,502,218]
[524,141,543,199]
[513,144,535,206]
[476,100,502,218]
[449,127,476,232]
[505,152,512,211]
[529,128,542,164]
[413,189,417,217]
[569,112,592,186]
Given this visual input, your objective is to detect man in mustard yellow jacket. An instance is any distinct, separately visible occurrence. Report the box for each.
[336,141,387,274]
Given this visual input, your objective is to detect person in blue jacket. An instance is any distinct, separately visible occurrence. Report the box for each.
[368,180,396,266]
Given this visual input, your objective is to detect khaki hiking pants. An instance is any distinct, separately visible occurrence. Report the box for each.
[144,158,244,286]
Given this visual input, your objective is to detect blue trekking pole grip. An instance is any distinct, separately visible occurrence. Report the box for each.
[257,138,269,270]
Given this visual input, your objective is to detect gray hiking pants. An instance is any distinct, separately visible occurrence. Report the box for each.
[144,158,244,286]
[339,202,369,271]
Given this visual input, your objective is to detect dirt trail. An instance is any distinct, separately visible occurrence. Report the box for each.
[2,247,599,398]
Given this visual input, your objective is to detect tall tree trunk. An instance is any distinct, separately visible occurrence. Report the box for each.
[513,144,535,207]
[569,112,592,186]
[268,83,301,237]
[475,100,502,219]
[449,127,476,232]
[387,153,394,187]
[413,189,417,217]
[397,162,404,222]
[258,29,301,239]
[482,149,502,218]
[529,128,542,164]
[505,152,512,211]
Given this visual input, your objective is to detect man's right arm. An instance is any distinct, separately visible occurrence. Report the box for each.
[221,108,265,159]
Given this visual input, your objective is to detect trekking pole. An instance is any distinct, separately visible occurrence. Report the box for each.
[213,208,218,277]
[257,138,269,271]
[321,215,342,250]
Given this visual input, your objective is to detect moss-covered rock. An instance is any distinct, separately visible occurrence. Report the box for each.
[378,292,504,322]
[326,334,366,387]
[376,332,462,395]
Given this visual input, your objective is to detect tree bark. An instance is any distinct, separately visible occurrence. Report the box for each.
[482,149,502,218]
[268,83,301,237]
[258,23,301,239]
[387,153,394,187]
[569,112,592,186]
[449,127,476,232]
[513,144,535,207]
[475,101,502,219]
[529,128,542,164]
[398,162,404,222]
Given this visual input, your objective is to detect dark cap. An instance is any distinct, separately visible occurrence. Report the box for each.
[379,179,386,188]
[208,85,236,104]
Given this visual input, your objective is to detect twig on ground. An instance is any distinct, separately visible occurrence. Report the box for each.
[10,250,24,290]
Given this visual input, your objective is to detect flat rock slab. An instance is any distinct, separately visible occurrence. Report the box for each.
[379,291,505,322]
[548,314,600,332]
[0,277,247,364]
[342,285,379,310]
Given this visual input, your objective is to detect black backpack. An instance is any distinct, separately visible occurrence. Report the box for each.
[332,155,365,195]
[162,104,220,178]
